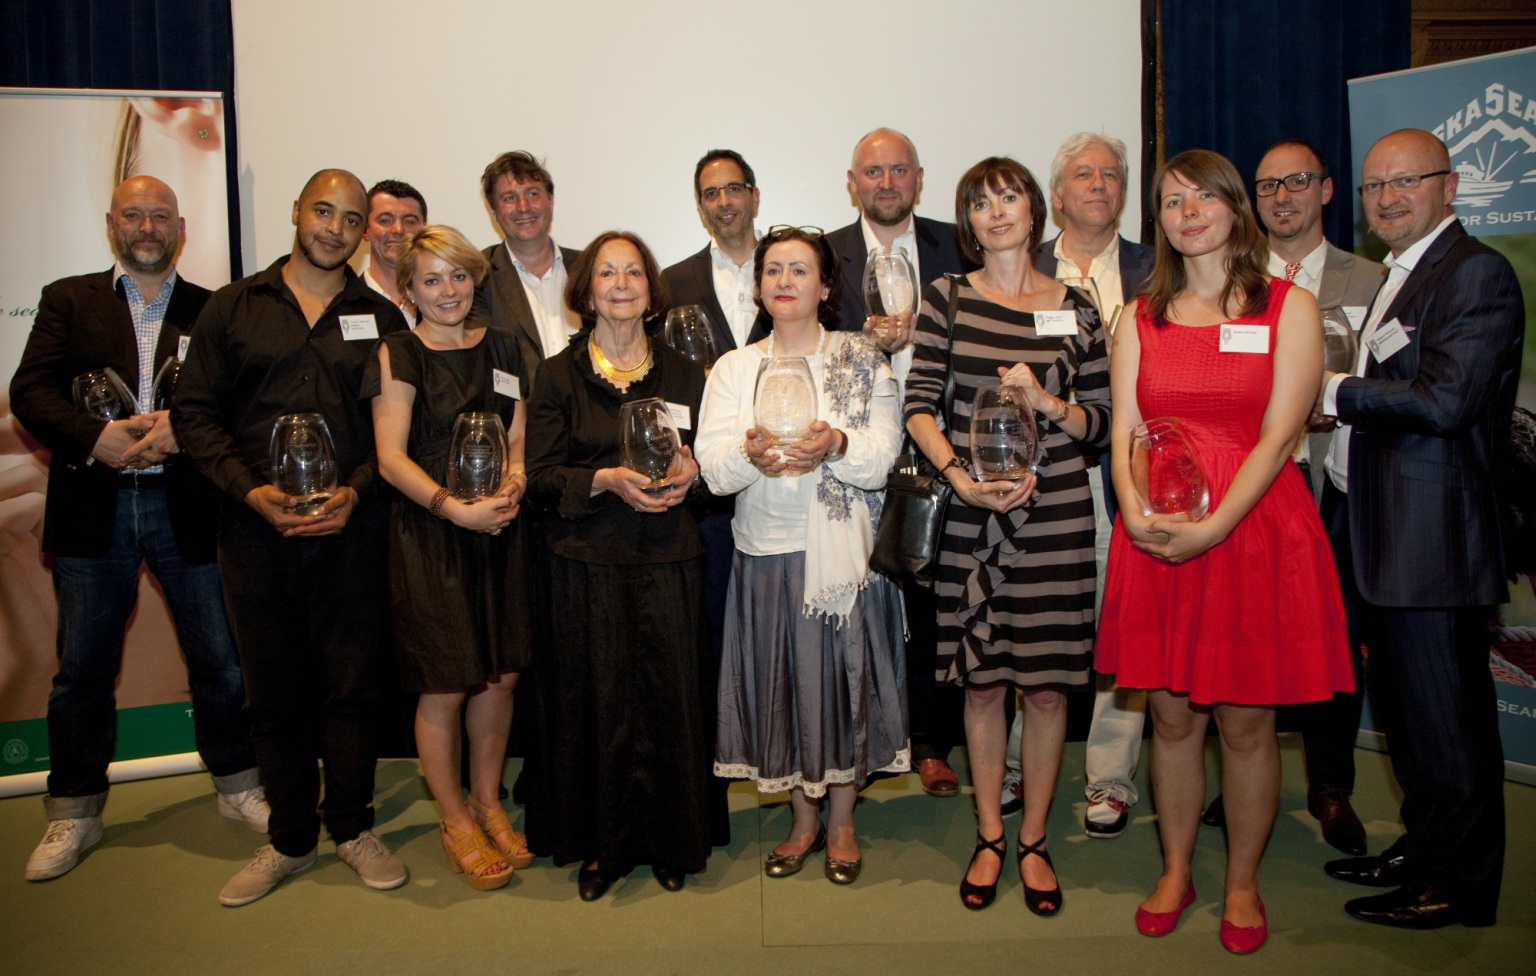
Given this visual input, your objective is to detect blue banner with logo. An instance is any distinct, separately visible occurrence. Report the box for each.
[1349,46,1536,784]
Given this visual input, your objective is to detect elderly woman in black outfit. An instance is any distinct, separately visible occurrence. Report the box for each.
[523,230,711,899]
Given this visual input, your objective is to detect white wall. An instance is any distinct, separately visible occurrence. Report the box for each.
[231,0,1144,273]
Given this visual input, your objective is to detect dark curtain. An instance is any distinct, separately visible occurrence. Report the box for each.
[0,0,241,277]
[1159,0,1412,250]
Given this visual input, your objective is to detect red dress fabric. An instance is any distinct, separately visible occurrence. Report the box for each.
[1095,280,1353,705]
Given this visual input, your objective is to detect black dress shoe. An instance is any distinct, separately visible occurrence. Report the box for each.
[1346,882,1468,929]
[578,862,612,901]
[1325,852,1412,888]
[653,865,686,891]
[1308,791,1367,857]
[1201,794,1225,828]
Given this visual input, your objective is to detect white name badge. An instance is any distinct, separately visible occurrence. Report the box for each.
[1034,310,1077,337]
[1219,324,1269,354]
[492,369,521,400]
[666,402,692,431]
[1341,306,1367,332]
[1366,318,1410,363]
[338,314,379,341]
[177,335,191,360]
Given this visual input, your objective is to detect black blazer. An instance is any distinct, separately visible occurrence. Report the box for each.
[1335,220,1525,607]
[660,243,770,352]
[9,269,219,560]
[472,241,583,392]
[824,216,970,332]
[1033,234,1156,304]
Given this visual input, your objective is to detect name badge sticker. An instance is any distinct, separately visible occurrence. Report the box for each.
[338,314,379,341]
[1341,306,1367,332]
[492,369,521,400]
[1034,310,1077,337]
[1219,324,1269,354]
[1366,318,1410,363]
[666,402,692,431]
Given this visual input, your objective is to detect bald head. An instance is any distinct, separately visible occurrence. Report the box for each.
[298,168,367,204]
[107,175,183,276]
[291,169,369,272]
[1361,128,1457,256]
[849,128,923,227]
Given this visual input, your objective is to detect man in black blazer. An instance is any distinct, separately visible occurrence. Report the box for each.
[1320,128,1523,929]
[472,152,582,390]
[11,176,264,881]
[661,149,767,354]
[825,128,970,799]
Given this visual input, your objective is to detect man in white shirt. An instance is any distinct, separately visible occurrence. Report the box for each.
[360,179,426,327]
[472,151,581,388]
[662,149,764,355]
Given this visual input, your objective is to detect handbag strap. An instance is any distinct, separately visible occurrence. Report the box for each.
[941,272,960,427]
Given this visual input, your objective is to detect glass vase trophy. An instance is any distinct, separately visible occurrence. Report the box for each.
[619,398,681,494]
[753,357,817,447]
[969,385,1038,482]
[662,305,719,374]
[72,367,141,422]
[150,356,183,412]
[1321,307,1358,374]
[446,412,508,502]
[1129,418,1209,521]
[862,247,918,353]
[268,413,338,515]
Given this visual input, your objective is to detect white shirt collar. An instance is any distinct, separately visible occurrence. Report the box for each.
[1052,232,1120,273]
[860,214,916,257]
[1386,214,1458,276]
[709,231,758,271]
[506,237,564,279]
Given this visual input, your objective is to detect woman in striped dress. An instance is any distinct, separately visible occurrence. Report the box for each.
[904,157,1111,915]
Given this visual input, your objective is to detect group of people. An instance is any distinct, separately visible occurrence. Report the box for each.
[11,124,1521,952]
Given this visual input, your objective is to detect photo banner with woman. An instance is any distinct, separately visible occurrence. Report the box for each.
[1348,45,1536,782]
[0,87,231,792]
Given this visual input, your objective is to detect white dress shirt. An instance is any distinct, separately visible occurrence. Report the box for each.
[709,238,759,349]
[1266,239,1327,296]
[360,255,415,328]
[509,239,582,360]
[1053,233,1124,323]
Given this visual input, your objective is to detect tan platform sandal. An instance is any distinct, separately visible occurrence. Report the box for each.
[467,794,536,870]
[440,821,512,891]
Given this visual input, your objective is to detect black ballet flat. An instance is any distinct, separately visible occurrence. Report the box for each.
[960,833,1006,911]
[578,862,612,901]
[653,865,686,892]
[1018,836,1062,916]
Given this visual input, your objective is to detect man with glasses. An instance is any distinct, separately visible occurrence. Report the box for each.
[1317,128,1522,930]
[826,128,969,801]
[663,149,766,355]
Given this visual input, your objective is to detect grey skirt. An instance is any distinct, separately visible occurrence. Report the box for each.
[714,550,910,796]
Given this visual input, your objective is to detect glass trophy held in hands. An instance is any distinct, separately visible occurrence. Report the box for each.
[1321,307,1358,375]
[269,413,338,515]
[1129,418,1209,521]
[862,247,917,353]
[150,356,183,412]
[447,412,508,502]
[969,385,1038,482]
[663,305,719,374]
[753,356,817,447]
[619,398,681,495]
[73,367,142,423]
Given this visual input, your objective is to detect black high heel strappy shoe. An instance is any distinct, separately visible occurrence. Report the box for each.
[1018,836,1062,916]
[960,833,1007,910]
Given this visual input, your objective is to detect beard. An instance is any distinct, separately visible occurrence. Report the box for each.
[296,233,352,271]
[115,233,176,275]
[865,197,914,227]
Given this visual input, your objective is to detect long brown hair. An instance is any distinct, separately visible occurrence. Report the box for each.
[1141,149,1269,326]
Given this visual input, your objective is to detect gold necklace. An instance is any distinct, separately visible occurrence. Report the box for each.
[589,334,653,383]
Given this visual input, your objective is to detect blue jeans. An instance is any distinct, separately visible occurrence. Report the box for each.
[45,485,256,813]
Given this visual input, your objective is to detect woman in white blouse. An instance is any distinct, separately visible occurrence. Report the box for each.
[696,225,907,885]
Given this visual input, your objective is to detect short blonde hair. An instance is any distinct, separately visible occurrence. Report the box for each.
[395,225,490,297]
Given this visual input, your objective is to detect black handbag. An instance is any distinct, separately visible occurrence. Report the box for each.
[870,275,961,587]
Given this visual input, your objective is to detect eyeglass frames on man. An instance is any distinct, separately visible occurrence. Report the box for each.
[1254,172,1323,196]
[1357,171,1451,197]
[699,182,753,203]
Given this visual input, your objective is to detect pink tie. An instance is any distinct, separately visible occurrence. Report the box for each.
[1284,263,1300,282]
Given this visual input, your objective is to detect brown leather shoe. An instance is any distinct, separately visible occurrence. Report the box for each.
[1309,791,1367,856]
[917,758,960,797]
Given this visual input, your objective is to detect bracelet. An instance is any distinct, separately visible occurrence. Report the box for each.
[429,486,451,518]
[1050,398,1070,424]
[940,456,967,481]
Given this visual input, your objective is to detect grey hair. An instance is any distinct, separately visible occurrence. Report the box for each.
[1048,132,1129,194]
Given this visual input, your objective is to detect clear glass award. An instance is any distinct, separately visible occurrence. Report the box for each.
[150,356,182,412]
[969,384,1038,481]
[619,397,681,494]
[447,412,508,502]
[1129,417,1209,521]
[1321,307,1358,374]
[72,367,141,422]
[269,413,338,515]
[663,305,719,374]
[862,247,917,353]
[753,356,817,446]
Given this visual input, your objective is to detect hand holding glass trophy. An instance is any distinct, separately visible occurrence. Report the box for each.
[1129,418,1209,521]
[663,305,719,375]
[969,384,1038,483]
[269,413,338,515]
[862,247,917,354]
[447,412,508,502]
[753,357,817,457]
[619,398,682,495]
[73,367,144,433]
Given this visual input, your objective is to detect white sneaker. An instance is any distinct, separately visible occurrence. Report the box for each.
[219,845,316,907]
[336,830,407,890]
[217,786,271,833]
[999,774,1024,817]
[25,817,104,881]
[1084,784,1132,839]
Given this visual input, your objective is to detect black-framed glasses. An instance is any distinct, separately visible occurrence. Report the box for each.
[1254,172,1323,196]
[1357,171,1451,197]
[765,224,825,240]
[699,182,753,203]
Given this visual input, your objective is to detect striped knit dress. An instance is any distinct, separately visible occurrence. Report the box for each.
[904,277,1111,688]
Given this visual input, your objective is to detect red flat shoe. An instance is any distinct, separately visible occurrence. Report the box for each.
[1220,897,1268,954]
[1135,883,1196,936]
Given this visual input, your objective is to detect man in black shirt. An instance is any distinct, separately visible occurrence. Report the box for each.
[173,169,409,906]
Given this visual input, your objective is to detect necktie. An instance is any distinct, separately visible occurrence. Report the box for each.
[1284,262,1301,282]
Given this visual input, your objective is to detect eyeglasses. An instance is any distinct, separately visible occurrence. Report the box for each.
[1357,171,1451,197]
[1254,172,1323,196]
[765,225,825,240]
[699,182,753,203]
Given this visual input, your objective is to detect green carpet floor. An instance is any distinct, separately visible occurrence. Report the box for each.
[2,737,1531,975]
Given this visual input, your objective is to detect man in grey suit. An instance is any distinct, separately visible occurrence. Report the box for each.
[1253,139,1385,857]
[661,149,765,355]
[472,152,581,388]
